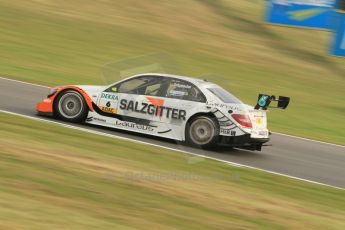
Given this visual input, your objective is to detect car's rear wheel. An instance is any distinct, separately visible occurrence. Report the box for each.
[55,90,88,122]
[186,115,219,148]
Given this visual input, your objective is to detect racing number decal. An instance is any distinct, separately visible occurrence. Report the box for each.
[98,92,119,114]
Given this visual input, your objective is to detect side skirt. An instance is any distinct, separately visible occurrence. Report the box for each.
[85,111,184,141]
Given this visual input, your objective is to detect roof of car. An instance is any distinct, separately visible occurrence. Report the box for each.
[132,73,212,87]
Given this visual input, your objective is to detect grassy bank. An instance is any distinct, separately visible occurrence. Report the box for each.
[0,0,344,144]
[0,112,345,229]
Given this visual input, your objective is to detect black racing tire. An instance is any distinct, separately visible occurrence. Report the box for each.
[54,90,88,123]
[185,115,219,148]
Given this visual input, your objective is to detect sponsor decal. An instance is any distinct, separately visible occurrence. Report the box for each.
[258,130,268,136]
[86,117,106,122]
[99,106,117,114]
[207,102,241,111]
[272,0,333,8]
[101,93,118,101]
[94,117,106,122]
[168,90,185,97]
[220,129,236,136]
[172,82,191,89]
[252,130,268,137]
[258,95,269,107]
[115,120,154,132]
[119,97,187,120]
[255,117,263,125]
[288,8,327,21]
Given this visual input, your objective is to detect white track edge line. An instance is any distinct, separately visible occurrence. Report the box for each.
[272,132,344,148]
[1,76,344,148]
[0,76,50,88]
[1,109,344,191]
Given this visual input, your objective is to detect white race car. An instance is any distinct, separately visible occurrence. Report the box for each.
[37,73,289,150]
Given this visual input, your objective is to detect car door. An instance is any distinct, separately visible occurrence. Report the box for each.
[96,77,150,120]
[114,75,168,126]
[149,78,207,133]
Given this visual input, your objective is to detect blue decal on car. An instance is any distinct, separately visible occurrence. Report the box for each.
[258,95,269,107]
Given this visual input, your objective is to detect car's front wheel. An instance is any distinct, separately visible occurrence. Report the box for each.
[54,90,88,122]
[186,115,219,148]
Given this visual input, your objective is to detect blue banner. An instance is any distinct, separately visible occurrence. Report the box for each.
[331,11,345,56]
[266,0,337,29]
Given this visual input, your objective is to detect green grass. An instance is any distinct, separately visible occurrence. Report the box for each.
[1,112,345,229]
[0,0,344,144]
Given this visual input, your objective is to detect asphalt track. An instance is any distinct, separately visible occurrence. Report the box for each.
[1,77,344,189]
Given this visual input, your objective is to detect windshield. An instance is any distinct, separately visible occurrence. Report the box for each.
[208,87,242,104]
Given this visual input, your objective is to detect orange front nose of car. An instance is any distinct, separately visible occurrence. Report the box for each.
[36,98,53,113]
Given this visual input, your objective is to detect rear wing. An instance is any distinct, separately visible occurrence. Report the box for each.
[254,94,290,110]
